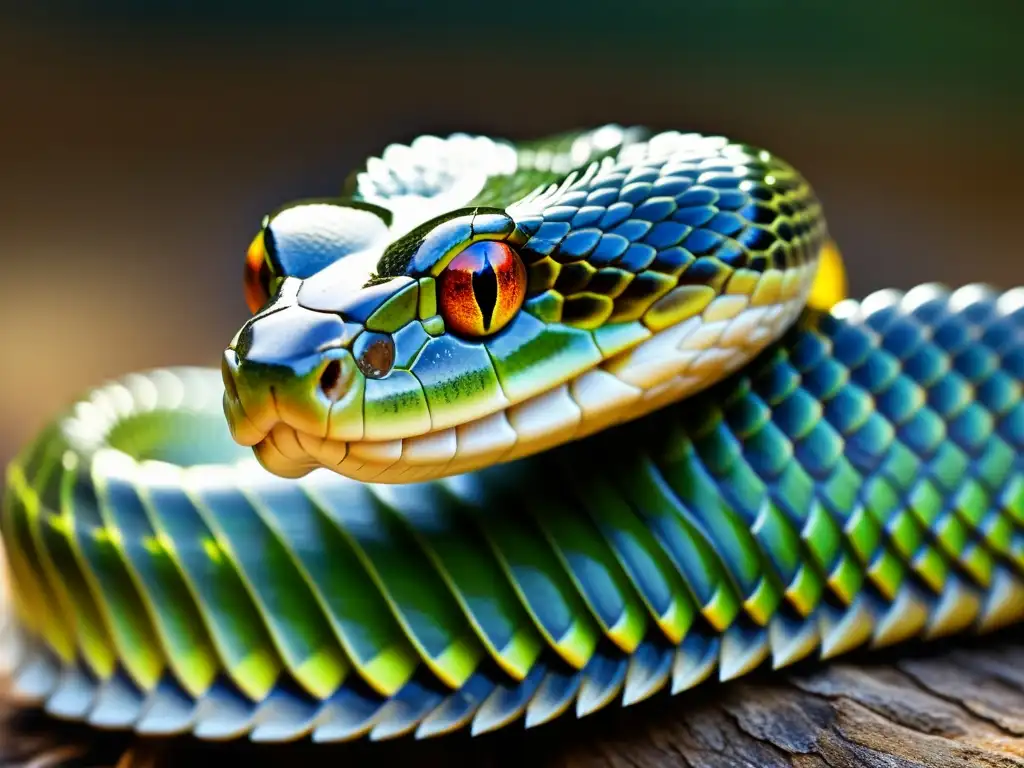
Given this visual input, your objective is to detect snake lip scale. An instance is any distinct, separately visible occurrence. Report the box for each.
[1,125,1022,744]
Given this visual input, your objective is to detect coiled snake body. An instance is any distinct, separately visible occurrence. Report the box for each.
[2,126,1022,742]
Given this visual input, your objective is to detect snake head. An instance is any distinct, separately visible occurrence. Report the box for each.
[224,130,830,482]
[223,198,533,480]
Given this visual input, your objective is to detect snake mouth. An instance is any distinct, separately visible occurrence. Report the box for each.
[221,355,263,447]
[220,349,289,449]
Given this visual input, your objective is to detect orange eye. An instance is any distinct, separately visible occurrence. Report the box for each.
[244,230,274,314]
[438,241,527,337]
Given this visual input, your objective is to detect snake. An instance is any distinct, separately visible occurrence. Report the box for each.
[1,126,1022,744]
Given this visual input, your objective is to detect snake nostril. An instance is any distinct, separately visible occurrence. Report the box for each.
[319,360,345,402]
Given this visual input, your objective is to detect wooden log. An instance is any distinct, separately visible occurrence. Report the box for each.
[4,632,1024,767]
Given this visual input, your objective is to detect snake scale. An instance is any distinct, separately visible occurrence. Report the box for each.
[1,126,1022,743]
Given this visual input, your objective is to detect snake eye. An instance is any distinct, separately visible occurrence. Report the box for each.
[244,230,275,314]
[437,241,527,337]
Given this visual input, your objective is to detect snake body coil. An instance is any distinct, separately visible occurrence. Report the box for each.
[1,127,1022,742]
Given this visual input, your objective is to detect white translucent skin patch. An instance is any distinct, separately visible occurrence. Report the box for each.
[353,126,647,243]
[355,134,518,241]
[265,261,817,483]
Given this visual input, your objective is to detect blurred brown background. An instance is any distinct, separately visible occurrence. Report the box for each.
[0,1,1021,468]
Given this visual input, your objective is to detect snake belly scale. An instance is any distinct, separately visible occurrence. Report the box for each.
[1,126,1022,742]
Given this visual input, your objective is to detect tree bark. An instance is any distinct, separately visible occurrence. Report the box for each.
[4,632,1024,767]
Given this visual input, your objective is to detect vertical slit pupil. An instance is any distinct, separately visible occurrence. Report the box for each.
[472,258,498,332]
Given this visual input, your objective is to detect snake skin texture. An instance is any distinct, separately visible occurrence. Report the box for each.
[2,283,1022,741]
